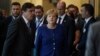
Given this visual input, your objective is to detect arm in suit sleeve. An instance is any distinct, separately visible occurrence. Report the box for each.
[66,19,75,55]
[63,27,69,56]
[85,25,96,56]
[2,20,18,56]
[34,27,42,56]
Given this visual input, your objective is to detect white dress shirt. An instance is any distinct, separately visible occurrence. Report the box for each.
[12,16,20,20]
[22,15,30,28]
[83,16,92,33]
[57,14,66,24]
[85,16,92,24]
[35,16,44,29]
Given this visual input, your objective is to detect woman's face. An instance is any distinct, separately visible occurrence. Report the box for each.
[47,14,57,24]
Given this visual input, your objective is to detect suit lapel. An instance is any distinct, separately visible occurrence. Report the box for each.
[62,14,72,25]
[61,14,68,24]
[19,17,32,36]
[18,17,35,48]
[83,17,95,33]
[20,17,35,40]
[85,17,95,28]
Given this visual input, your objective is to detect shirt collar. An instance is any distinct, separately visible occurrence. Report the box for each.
[36,17,42,22]
[12,16,20,20]
[85,16,92,23]
[36,16,44,22]
[58,14,66,19]
[22,15,29,25]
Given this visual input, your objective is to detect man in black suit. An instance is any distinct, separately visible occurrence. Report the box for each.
[7,2,21,25]
[0,10,4,56]
[77,3,96,56]
[0,10,8,56]
[0,3,21,53]
[3,2,21,43]
[56,1,75,56]
[2,2,35,56]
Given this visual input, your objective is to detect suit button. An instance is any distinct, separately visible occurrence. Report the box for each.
[53,47,55,50]
[53,43,55,45]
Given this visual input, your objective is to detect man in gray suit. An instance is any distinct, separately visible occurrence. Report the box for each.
[85,21,100,56]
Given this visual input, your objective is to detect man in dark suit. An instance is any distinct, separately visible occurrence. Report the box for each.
[0,3,21,55]
[77,3,96,56]
[4,2,21,43]
[66,4,84,56]
[0,10,4,56]
[0,10,8,56]
[56,1,75,56]
[7,2,21,25]
[2,2,35,56]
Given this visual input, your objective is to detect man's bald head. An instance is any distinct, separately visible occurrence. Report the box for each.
[56,1,66,16]
[57,1,66,9]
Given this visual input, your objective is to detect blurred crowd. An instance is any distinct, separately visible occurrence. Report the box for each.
[0,1,100,56]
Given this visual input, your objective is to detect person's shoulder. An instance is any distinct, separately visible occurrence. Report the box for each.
[57,24,65,30]
[9,16,22,25]
[90,17,96,22]
[65,14,75,23]
[7,15,12,17]
[7,15,12,19]
[8,19,18,27]
[90,21,100,30]
[38,24,47,30]
[57,24,64,28]
[65,14,73,19]
[6,16,12,20]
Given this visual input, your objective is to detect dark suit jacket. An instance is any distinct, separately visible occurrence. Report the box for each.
[0,16,20,56]
[6,16,13,25]
[78,17,96,55]
[2,16,35,56]
[59,14,75,56]
[0,16,5,55]
[0,16,8,56]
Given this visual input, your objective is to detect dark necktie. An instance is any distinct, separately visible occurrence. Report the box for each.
[83,20,86,28]
[14,16,19,19]
[58,17,61,24]
[83,20,86,33]
[15,16,18,18]
[27,22,32,34]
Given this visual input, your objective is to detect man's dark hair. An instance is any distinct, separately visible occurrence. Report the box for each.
[11,2,21,6]
[35,5,44,12]
[22,2,35,11]
[81,3,94,16]
[74,6,79,12]
[67,4,79,12]
[67,4,75,9]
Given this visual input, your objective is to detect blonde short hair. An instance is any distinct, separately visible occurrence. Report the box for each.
[46,9,58,17]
